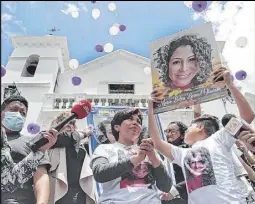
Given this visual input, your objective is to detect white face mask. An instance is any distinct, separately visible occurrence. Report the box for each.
[2,111,25,132]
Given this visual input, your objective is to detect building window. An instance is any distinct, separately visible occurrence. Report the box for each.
[21,54,40,77]
[108,84,135,94]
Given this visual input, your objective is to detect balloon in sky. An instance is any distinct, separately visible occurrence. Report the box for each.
[109,24,119,36]
[235,36,248,48]
[119,24,126,32]
[71,11,79,18]
[192,1,208,12]
[72,76,82,86]
[108,3,117,12]
[104,43,114,53]
[69,59,79,69]
[95,44,104,52]
[92,8,100,20]
[235,70,247,81]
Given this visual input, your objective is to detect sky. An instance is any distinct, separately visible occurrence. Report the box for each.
[1,1,254,94]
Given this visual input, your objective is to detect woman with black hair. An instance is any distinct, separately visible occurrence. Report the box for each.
[153,35,212,90]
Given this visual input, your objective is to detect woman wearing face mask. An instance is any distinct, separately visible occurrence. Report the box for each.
[48,112,96,204]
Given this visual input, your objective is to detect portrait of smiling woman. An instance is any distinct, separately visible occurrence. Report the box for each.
[153,35,212,90]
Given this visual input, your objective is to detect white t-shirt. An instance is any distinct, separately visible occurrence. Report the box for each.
[170,129,247,204]
[231,144,247,177]
[91,142,162,204]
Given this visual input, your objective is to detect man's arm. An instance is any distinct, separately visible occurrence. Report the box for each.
[33,166,50,204]
[228,83,255,123]
[1,149,45,193]
[148,98,174,161]
[1,128,44,193]
[194,104,202,118]
[214,69,255,123]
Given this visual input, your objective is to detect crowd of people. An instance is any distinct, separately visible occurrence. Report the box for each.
[1,68,255,204]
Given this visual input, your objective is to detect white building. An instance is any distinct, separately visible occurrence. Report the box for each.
[1,36,254,136]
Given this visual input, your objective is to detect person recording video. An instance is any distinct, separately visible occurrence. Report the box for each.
[1,95,58,204]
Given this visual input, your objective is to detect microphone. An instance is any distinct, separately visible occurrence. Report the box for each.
[29,100,92,152]
[221,113,255,146]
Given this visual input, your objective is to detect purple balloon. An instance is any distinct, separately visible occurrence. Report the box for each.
[235,70,247,81]
[1,65,6,77]
[119,24,126,32]
[192,1,207,12]
[72,76,82,86]
[27,123,41,134]
[95,44,104,52]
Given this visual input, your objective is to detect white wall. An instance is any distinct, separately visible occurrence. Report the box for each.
[55,57,152,95]
[2,47,61,88]
[2,45,64,135]
[20,102,44,136]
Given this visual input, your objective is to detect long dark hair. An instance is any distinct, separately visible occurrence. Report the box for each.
[153,35,212,89]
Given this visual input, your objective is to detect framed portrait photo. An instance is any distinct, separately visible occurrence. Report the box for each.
[150,22,228,114]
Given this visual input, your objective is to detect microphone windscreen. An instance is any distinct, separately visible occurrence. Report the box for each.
[71,100,92,119]
[221,113,237,127]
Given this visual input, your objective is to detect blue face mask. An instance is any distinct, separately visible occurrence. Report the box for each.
[2,111,26,132]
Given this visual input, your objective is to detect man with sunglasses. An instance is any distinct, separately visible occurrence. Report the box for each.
[161,122,189,204]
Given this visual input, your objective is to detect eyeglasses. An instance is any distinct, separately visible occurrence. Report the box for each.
[164,129,180,134]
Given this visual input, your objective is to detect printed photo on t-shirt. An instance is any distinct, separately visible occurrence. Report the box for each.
[183,147,216,193]
[117,149,155,189]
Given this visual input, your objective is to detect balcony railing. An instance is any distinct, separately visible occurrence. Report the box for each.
[43,93,150,110]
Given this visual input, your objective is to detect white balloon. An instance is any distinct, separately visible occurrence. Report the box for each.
[69,59,79,69]
[184,1,193,8]
[104,43,114,53]
[71,11,79,18]
[108,3,116,11]
[144,66,151,75]
[235,36,248,48]
[109,25,119,36]
[92,8,100,20]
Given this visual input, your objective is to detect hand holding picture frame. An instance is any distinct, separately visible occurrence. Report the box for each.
[150,22,229,114]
